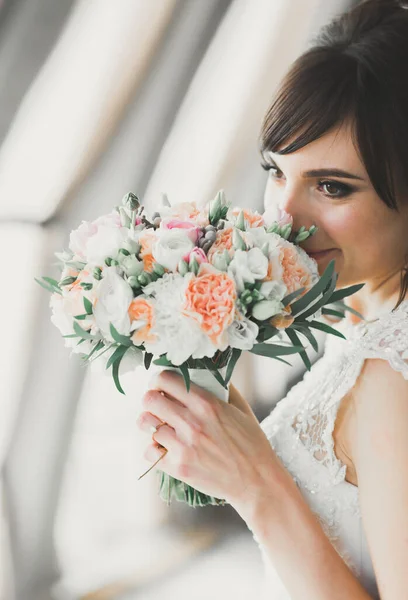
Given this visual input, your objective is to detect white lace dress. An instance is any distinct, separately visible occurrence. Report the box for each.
[253,299,408,600]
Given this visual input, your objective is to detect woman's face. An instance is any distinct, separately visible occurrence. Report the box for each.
[262,123,408,293]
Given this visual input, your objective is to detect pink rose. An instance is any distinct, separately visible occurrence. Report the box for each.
[183,246,208,265]
[161,218,202,243]
[262,206,293,228]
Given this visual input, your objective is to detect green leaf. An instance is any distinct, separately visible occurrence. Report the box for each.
[328,283,364,304]
[83,296,93,315]
[250,343,304,358]
[73,314,88,320]
[112,357,126,395]
[43,277,61,291]
[153,356,173,366]
[203,358,228,389]
[294,269,337,321]
[83,340,104,361]
[272,356,293,367]
[34,277,62,295]
[109,323,132,346]
[106,345,128,370]
[225,349,242,386]
[291,260,336,317]
[282,287,306,307]
[322,308,345,319]
[73,321,95,340]
[331,301,365,321]
[302,319,346,339]
[178,363,191,393]
[290,323,319,353]
[62,333,80,338]
[285,328,311,371]
[144,352,153,370]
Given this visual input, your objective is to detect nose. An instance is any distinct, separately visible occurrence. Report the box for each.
[263,179,305,226]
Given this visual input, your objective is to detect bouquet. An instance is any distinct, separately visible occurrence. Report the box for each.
[35,190,363,507]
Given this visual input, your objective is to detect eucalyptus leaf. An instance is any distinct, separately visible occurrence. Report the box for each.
[299,319,346,339]
[290,324,319,353]
[73,321,95,340]
[178,363,191,393]
[285,328,311,371]
[328,283,365,304]
[250,343,304,358]
[112,356,126,395]
[109,323,132,346]
[106,345,128,370]
[291,260,335,317]
[225,349,242,386]
[282,287,306,307]
[83,296,93,315]
[321,308,345,319]
[144,352,153,370]
[153,356,173,367]
[295,270,337,321]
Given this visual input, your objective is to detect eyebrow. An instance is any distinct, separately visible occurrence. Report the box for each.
[264,155,365,181]
[302,168,365,181]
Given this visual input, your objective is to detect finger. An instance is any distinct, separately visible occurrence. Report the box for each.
[136,411,172,434]
[151,370,217,411]
[141,389,188,431]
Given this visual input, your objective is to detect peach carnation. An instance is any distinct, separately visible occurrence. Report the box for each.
[280,246,312,295]
[128,298,156,344]
[183,271,236,345]
[207,228,234,262]
[231,207,264,228]
[139,230,156,273]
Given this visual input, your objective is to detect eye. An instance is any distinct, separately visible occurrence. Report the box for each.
[260,160,284,180]
[318,180,354,198]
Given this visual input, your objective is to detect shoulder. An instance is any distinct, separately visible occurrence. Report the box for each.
[349,357,408,596]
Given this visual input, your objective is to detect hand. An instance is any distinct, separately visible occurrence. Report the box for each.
[136,369,283,510]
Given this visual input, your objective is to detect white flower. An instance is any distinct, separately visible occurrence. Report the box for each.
[49,293,96,354]
[259,280,287,302]
[227,248,269,292]
[69,211,129,265]
[227,316,259,350]
[152,228,194,272]
[252,299,283,321]
[143,273,217,365]
[93,267,133,341]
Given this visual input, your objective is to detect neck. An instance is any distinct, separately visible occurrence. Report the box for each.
[345,268,407,324]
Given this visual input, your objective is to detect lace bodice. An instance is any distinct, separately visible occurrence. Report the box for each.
[253,300,408,600]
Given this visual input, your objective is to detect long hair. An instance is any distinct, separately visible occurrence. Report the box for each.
[260,0,408,309]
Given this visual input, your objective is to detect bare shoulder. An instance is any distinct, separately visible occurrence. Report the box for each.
[350,357,408,461]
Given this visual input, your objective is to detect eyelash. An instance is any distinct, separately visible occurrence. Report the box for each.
[260,161,355,199]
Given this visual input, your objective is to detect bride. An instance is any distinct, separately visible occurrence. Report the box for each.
[136,1,408,598]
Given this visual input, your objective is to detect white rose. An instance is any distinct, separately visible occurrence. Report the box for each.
[84,224,128,265]
[228,248,268,292]
[228,317,259,350]
[93,267,133,341]
[152,229,194,272]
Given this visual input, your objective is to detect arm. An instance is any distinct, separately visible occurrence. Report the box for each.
[234,469,373,600]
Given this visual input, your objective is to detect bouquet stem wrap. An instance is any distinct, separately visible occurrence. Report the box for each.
[156,366,229,508]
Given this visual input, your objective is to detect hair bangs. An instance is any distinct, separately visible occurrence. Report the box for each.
[259,49,358,158]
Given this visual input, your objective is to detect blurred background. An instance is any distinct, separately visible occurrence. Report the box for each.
[0,1,357,599]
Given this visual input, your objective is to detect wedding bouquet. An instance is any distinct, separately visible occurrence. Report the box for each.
[36,190,362,507]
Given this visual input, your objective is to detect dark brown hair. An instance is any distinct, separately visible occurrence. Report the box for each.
[259,0,408,309]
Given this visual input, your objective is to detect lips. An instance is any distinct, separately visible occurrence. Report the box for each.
[306,248,337,259]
